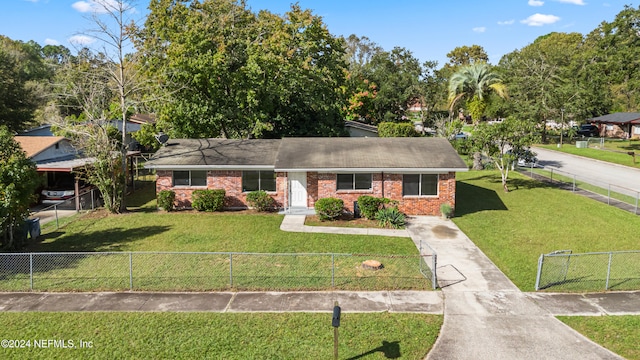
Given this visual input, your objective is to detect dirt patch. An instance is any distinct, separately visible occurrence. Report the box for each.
[431,225,458,239]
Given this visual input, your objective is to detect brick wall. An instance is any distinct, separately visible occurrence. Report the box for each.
[311,172,457,216]
[156,170,458,215]
[155,170,285,210]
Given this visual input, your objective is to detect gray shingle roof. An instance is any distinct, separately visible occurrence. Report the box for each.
[274,137,467,171]
[145,139,281,169]
[589,113,640,124]
[145,137,468,172]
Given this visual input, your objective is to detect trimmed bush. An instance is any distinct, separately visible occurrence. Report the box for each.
[314,197,344,221]
[246,190,276,212]
[440,203,453,219]
[192,189,225,212]
[375,207,406,229]
[357,195,388,220]
[378,122,421,137]
[157,190,175,211]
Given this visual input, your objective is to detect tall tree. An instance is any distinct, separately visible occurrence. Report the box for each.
[139,0,347,139]
[448,62,507,120]
[0,36,50,132]
[0,126,41,249]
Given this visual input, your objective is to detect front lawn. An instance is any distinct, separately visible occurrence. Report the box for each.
[559,316,640,360]
[0,312,442,360]
[453,171,640,291]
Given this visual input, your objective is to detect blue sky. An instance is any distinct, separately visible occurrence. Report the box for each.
[1,0,637,66]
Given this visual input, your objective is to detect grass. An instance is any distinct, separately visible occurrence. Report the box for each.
[536,139,640,169]
[452,171,640,291]
[559,316,640,360]
[0,312,443,359]
[1,181,431,291]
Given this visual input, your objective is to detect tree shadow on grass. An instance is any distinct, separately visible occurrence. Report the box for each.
[455,181,508,216]
[29,225,171,252]
[346,340,401,359]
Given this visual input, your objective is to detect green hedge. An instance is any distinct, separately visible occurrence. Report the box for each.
[157,190,175,211]
[246,190,276,212]
[357,195,389,220]
[192,189,225,212]
[378,122,421,137]
[314,197,344,221]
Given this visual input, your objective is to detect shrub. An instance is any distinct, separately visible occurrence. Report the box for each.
[314,197,344,221]
[357,195,389,220]
[375,207,406,229]
[246,190,276,212]
[378,122,421,137]
[440,203,453,219]
[157,190,175,211]
[192,189,225,212]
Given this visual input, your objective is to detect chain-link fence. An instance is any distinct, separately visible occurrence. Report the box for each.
[535,250,640,291]
[0,249,436,292]
[28,188,103,229]
[517,164,640,215]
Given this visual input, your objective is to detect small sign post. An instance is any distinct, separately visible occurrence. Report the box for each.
[332,301,341,360]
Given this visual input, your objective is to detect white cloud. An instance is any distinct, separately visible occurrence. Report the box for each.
[555,0,586,4]
[521,13,561,26]
[72,0,130,14]
[68,35,95,45]
[473,27,486,33]
[529,0,545,6]
[498,20,515,25]
[44,38,60,45]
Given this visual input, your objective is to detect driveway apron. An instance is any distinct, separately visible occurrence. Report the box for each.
[407,216,622,360]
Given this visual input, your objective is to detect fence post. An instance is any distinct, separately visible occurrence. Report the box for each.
[432,252,438,289]
[229,253,233,287]
[534,254,544,291]
[54,204,59,229]
[331,254,335,287]
[605,252,613,290]
[635,192,639,215]
[30,253,33,291]
[129,252,133,290]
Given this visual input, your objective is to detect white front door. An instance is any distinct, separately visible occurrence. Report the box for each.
[289,172,307,208]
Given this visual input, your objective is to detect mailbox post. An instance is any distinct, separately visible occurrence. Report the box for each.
[332,301,341,360]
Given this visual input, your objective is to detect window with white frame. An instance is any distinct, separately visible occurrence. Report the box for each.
[242,171,276,192]
[402,174,438,196]
[336,173,372,190]
[173,170,207,186]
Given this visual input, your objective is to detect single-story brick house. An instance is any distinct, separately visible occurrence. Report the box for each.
[589,112,640,139]
[144,137,468,215]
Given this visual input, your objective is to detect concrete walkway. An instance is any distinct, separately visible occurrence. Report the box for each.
[405,216,624,360]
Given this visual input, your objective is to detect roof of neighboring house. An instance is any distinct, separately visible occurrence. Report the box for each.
[146,137,468,173]
[14,136,66,158]
[274,137,467,172]
[145,139,282,170]
[19,124,54,136]
[130,113,156,124]
[589,113,640,124]
[344,120,378,133]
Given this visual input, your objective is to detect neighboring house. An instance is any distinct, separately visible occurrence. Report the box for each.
[145,137,468,215]
[589,113,640,139]
[18,124,55,137]
[15,136,93,206]
[344,120,378,137]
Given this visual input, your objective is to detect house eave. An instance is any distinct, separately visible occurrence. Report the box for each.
[145,164,275,171]
[275,167,469,173]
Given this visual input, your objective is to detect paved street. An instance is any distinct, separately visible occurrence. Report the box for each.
[532,146,640,193]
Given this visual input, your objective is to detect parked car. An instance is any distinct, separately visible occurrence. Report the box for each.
[40,177,94,205]
[576,124,599,137]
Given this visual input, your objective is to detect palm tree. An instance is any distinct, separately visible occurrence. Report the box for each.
[448,62,507,121]
[448,63,507,170]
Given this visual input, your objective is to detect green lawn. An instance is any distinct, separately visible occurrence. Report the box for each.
[0,312,442,360]
[453,171,640,291]
[559,316,640,360]
[536,139,640,169]
[4,182,430,292]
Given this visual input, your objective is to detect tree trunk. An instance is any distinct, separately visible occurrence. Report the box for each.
[472,152,484,170]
